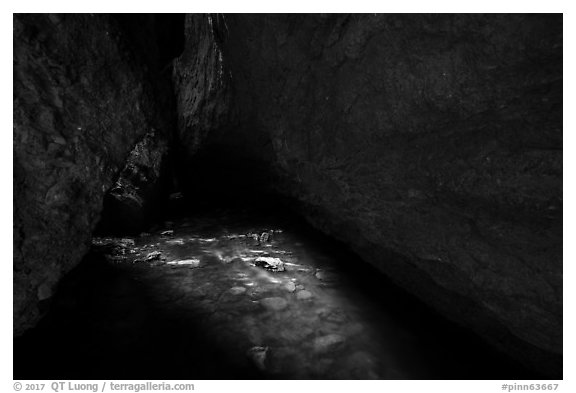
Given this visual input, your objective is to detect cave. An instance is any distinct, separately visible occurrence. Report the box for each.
[13,14,562,380]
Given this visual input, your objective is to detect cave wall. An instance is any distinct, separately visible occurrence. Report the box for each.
[172,14,233,183]
[94,15,184,235]
[13,14,172,335]
[172,14,282,204]
[94,130,170,235]
[188,14,562,374]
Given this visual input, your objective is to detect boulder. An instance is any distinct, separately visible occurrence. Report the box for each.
[183,14,562,375]
[13,14,170,335]
[260,297,289,311]
[254,257,286,272]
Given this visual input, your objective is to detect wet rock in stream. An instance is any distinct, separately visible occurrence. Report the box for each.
[315,270,339,283]
[143,251,163,261]
[296,290,313,300]
[253,257,286,272]
[259,297,288,311]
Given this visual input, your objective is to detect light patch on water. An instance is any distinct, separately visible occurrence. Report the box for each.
[224,234,247,239]
[167,258,200,267]
[251,266,284,284]
[87,210,515,380]
[165,239,185,245]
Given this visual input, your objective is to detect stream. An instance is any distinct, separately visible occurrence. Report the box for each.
[14,204,533,379]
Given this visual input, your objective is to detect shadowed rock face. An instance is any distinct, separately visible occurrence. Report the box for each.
[95,130,170,235]
[173,14,562,374]
[13,14,171,335]
[172,14,232,172]
[94,15,183,236]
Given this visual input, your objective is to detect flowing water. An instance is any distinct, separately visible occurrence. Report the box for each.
[14,205,533,379]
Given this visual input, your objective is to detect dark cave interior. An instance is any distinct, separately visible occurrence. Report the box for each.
[13,13,563,380]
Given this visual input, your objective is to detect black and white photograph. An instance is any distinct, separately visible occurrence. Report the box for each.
[6,2,571,391]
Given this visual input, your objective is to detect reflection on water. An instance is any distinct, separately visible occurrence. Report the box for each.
[129,211,392,379]
[14,207,534,380]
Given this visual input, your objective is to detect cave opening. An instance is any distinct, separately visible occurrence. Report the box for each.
[13,13,562,381]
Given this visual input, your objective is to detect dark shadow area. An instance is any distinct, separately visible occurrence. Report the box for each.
[174,142,278,210]
[14,251,264,380]
[114,14,186,71]
[93,150,174,237]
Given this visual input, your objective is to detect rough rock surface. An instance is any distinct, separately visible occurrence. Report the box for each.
[95,15,182,235]
[13,14,168,335]
[172,14,232,170]
[95,130,169,235]
[184,14,562,374]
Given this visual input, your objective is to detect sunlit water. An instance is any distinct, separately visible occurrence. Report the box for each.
[14,206,533,379]
[125,212,397,379]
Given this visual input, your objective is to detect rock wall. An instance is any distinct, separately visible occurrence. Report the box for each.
[172,14,232,182]
[13,14,170,335]
[94,130,170,235]
[207,14,562,375]
[94,15,182,235]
